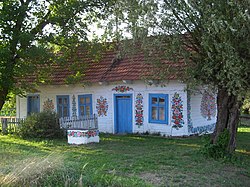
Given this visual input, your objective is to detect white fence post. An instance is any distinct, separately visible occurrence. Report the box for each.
[1,118,8,135]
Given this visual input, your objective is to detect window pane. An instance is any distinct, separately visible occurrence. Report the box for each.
[159,107,165,120]
[58,98,62,104]
[28,96,39,115]
[159,97,165,105]
[35,104,39,113]
[152,97,157,104]
[63,98,68,104]
[152,107,157,120]
[63,106,68,116]
[80,97,85,104]
[85,97,90,104]
[58,107,63,117]
[86,105,90,115]
[80,106,85,116]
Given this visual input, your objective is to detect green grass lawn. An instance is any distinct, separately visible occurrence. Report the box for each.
[0,127,249,187]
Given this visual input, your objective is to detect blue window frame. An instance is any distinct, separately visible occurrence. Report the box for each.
[57,95,70,118]
[149,94,169,124]
[27,95,40,115]
[78,94,92,116]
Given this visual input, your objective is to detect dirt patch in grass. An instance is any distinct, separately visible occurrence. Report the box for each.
[138,172,163,186]
[156,163,250,187]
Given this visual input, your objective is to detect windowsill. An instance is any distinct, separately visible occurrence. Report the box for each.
[148,120,168,124]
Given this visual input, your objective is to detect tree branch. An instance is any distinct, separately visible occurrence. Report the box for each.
[29,10,51,37]
[164,0,201,53]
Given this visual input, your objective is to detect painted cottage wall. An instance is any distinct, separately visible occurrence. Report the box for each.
[17,81,188,136]
[188,91,217,135]
[17,81,215,136]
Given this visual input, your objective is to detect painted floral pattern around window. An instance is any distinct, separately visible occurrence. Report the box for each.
[135,93,144,126]
[72,95,77,118]
[171,93,184,129]
[187,92,193,133]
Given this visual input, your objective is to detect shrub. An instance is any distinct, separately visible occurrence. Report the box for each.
[18,111,63,139]
[201,129,230,159]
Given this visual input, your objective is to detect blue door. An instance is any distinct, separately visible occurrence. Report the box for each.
[115,94,132,133]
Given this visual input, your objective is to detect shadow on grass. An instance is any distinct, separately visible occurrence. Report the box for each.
[0,136,47,155]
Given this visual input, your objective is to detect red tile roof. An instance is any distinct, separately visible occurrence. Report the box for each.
[23,47,186,85]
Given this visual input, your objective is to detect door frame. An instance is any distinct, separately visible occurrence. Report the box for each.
[114,94,133,133]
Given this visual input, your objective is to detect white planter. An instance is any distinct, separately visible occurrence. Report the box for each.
[67,129,99,145]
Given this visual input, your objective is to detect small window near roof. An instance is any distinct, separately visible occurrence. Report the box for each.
[149,94,169,124]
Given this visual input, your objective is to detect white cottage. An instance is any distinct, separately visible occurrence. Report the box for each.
[16,49,217,136]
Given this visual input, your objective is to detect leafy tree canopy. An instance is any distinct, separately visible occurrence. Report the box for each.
[0,0,112,110]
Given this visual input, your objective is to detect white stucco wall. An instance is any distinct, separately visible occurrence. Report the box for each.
[16,80,190,136]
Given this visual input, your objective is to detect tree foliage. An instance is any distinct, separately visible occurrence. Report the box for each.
[0,92,16,116]
[0,0,111,110]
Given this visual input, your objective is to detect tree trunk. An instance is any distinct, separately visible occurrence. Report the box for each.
[0,58,16,112]
[212,87,242,154]
[227,96,242,153]
[0,88,9,111]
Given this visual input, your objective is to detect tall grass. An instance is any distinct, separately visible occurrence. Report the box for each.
[0,153,63,186]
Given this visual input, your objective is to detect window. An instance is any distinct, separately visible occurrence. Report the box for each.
[27,95,40,115]
[149,94,169,124]
[78,94,92,116]
[57,95,70,118]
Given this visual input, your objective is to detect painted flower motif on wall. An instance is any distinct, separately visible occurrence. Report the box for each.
[171,92,184,129]
[187,91,216,134]
[187,92,193,133]
[135,93,143,126]
[43,99,54,111]
[72,95,77,118]
[96,96,108,117]
[200,91,216,120]
[112,86,133,93]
